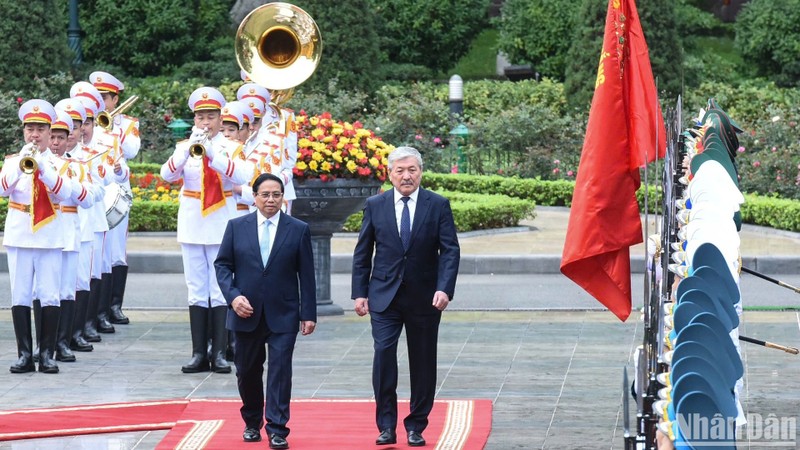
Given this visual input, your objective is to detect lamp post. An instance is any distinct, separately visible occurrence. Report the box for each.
[448,75,468,171]
[448,75,464,116]
[67,0,83,66]
[167,119,192,140]
[449,123,469,172]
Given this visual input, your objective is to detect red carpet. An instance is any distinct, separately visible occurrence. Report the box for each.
[0,398,491,449]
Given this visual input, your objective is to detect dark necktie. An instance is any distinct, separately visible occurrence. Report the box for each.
[400,197,411,251]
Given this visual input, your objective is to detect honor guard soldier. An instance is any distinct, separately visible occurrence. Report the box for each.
[55,97,103,353]
[1,100,73,374]
[91,71,139,326]
[161,87,249,374]
[71,82,123,342]
[230,100,255,144]
[49,109,96,362]
[238,83,298,214]
[236,84,269,156]
[222,101,259,218]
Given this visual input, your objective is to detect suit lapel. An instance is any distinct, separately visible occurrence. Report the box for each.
[409,189,431,246]
[264,212,289,272]
[245,212,260,260]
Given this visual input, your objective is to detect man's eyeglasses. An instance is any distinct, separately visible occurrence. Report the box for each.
[256,191,283,199]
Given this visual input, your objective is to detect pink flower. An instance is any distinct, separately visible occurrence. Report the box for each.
[433,137,441,144]
[777,175,782,181]
[737,146,745,153]
[16,97,23,104]
[567,170,574,177]
[753,161,761,168]
[772,146,777,152]
[553,168,560,174]
[451,164,458,174]
[553,159,560,165]
[415,134,423,141]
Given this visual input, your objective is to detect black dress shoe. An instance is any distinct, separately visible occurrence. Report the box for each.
[268,433,289,449]
[242,427,261,442]
[376,428,397,445]
[408,430,426,447]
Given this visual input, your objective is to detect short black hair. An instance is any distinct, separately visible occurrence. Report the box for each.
[252,172,284,193]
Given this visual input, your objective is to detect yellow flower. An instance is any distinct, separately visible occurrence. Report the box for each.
[322,135,334,143]
[156,186,166,193]
[309,160,318,171]
[369,157,380,168]
[311,151,324,162]
[346,160,358,172]
[150,194,159,201]
[298,138,312,148]
[311,128,324,139]
[309,117,319,126]
[331,126,344,135]
[311,142,326,152]
[321,161,332,172]
[332,151,343,163]
[296,161,308,170]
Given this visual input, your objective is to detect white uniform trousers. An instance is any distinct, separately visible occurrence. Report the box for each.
[105,214,128,267]
[92,232,107,279]
[7,247,62,307]
[76,241,92,291]
[60,251,79,301]
[180,243,225,307]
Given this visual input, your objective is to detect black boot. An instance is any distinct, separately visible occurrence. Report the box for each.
[96,273,115,333]
[32,299,41,363]
[109,265,130,324]
[56,300,77,362]
[9,306,35,373]
[38,306,60,374]
[70,290,94,351]
[182,306,210,373]
[210,306,231,373]
[84,278,103,342]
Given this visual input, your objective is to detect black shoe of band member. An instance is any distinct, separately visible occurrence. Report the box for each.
[182,306,211,373]
[9,306,36,374]
[96,272,115,334]
[38,306,60,374]
[109,265,130,324]
[56,300,77,362]
[70,290,94,351]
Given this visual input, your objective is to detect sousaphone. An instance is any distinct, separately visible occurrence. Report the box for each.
[235,2,322,105]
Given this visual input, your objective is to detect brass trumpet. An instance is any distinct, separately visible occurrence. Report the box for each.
[19,143,40,174]
[96,95,139,131]
[188,130,209,159]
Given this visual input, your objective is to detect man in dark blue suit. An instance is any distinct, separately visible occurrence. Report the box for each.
[352,146,460,447]
[215,173,317,449]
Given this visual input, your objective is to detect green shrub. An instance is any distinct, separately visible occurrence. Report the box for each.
[740,194,800,232]
[127,201,178,232]
[371,0,490,74]
[735,0,800,87]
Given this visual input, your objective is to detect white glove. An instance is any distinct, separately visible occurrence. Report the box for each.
[189,127,207,144]
[20,142,36,157]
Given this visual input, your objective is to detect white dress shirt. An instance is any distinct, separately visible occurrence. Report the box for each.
[393,188,418,236]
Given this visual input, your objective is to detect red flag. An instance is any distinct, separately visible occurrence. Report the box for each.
[560,0,666,321]
[200,156,226,217]
[30,172,57,232]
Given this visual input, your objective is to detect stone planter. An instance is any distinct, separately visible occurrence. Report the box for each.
[292,178,382,316]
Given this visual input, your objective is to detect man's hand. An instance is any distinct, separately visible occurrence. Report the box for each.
[432,291,450,311]
[301,321,316,336]
[232,295,254,318]
[354,297,369,316]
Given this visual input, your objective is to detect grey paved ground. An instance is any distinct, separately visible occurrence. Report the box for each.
[1,207,799,449]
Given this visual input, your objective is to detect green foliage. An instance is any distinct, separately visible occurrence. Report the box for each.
[127,201,178,232]
[735,0,800,87]
[292,0,386,94]
[371,0,490,74]
[342,190,536,232]
[0,0,71,94]
[421,173,576,206]
[563,0,606,110]
[80,0,235,78]
[286,79,372,124]
[450,29,501,80]
[683,80,800,129]
[740,194,800,232]
[496,0,576,80]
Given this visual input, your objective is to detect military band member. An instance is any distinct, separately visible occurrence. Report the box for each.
[236,84,269,156]
[71,82,124,342]
[55,97,102,352]
[1,100,73,374]
[220,102,247,143]
[161,87,249,374]
[49,109,96,362]
[91,71,139,326]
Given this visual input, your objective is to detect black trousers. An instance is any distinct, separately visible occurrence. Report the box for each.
[370,290,441,433]
[234,317,297,437]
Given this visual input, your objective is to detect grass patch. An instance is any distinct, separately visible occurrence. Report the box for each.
[448,28,500,80]
[691,35,743,66]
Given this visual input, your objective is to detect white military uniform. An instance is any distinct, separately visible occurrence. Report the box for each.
[1,103,73,308]
[161,88,249,307]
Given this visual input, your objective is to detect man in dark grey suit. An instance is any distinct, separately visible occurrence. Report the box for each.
[352,146,460,447]
[215,173,317,449]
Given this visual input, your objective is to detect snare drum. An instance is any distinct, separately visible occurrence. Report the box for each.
[104,183,133,229]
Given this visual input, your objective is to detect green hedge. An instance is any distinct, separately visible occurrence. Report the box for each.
[740,194,800,231]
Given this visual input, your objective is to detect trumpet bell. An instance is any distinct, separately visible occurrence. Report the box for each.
[189,144,206,160]
[20,157,38,174]
[236,2,322,92]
